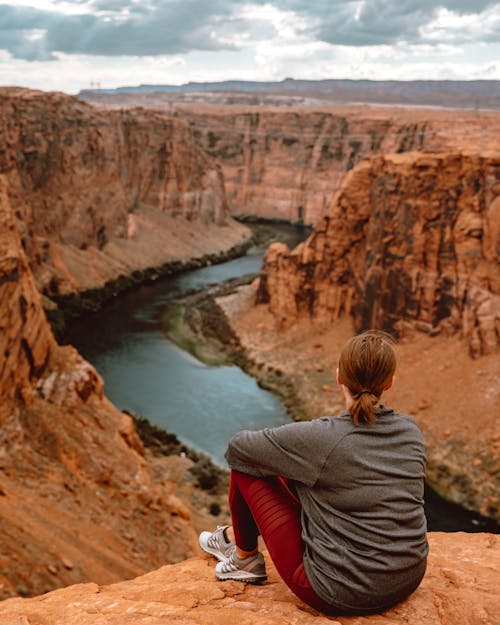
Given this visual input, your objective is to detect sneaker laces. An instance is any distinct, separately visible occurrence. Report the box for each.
[217,548,239,574]
[207,525,231,550]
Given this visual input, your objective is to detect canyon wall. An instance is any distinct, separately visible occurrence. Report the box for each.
[179,106,499,225]
[257,151,500,358]
[79,94,500,227]
[0,533,498,625]
[0,175,209,599]
[0,88,249,298]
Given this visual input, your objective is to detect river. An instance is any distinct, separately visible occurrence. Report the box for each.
[65,224,498,533]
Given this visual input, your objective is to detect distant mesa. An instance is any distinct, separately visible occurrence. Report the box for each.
[79,78,500,110]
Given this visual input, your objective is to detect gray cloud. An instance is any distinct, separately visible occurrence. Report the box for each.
[0,4,60,60]
[0,1,274,59]
[286,0,500,47]
[0,0,498,61]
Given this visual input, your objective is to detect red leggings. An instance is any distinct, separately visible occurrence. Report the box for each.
[229,470,334,613]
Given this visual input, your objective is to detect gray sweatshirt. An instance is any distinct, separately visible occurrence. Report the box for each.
[225,406,429,612]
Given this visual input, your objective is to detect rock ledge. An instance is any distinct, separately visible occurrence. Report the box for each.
[0,533,497,625]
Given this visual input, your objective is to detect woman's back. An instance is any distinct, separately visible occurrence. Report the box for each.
[294,408,428,611]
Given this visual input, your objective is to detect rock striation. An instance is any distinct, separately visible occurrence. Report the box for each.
[0,176,55,418]
[179,107,499,225]
[0,176,209,599]
[0,533,497,625]
[0,88,249,298]
[257,152,500,358]
[79,95,500,226]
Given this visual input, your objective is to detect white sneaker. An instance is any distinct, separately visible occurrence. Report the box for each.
[215,550,267,583]
[199,525,235,561]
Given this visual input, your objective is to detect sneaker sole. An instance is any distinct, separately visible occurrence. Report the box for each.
[216,571,267,583]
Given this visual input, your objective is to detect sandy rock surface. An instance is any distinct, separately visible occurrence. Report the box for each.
[0,533,497,625]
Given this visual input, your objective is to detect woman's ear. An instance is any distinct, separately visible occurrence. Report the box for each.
[336,367,342,386]
[384,375,395,391]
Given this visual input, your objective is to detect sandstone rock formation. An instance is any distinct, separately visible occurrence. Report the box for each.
[257,152,500,358]
[0,176,215,599]
[0,88,249,298]
[0,533,497,624]
[159,106,499,225]
[80,94,500,226]
[183,108,430,224]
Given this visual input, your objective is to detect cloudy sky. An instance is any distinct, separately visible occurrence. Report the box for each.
[0,0,499,94]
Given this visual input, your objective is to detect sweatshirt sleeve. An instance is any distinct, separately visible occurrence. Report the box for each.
[225,419,334,487]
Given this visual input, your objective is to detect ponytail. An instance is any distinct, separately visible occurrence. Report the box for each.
[349,390,380,426]
[338,330,396,425]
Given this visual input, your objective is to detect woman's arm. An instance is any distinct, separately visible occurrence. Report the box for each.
[225,418,336,486]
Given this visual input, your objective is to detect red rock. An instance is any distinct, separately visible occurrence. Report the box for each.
[0,533,497,625]
[0,88,250,296]
[167,106,500,225]
[257,152,500,357]
[0,176,55,419]
[0,175,206,599]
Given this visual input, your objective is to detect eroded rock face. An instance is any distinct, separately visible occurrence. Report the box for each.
[0,176,202,598]
[257,152,500,357]
[0,533,497,625]
[0,176,55,418]
[181,107,500,225]
[0,88,249,296]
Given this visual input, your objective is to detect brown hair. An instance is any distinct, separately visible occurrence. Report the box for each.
[338,330,396,426]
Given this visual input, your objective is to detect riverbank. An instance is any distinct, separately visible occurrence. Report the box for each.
[129,411,232,526]
[163,277,500,530]
[50,219,308,341]
[47,233,252,341]
[162,274,302,413]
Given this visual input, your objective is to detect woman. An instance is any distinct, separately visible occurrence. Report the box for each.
[199,330,428,615]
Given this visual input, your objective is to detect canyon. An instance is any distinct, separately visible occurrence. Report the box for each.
[81,90,500,225]
[183,106,499,226]
[0,88,250,300]
[0,85,499,612]
[0,172,229,599]
[216,149,499,523]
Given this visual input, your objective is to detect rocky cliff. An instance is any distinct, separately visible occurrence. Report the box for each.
[257,151,500,358]
[179,106,499,225]
[0,88,249,299]
[79,95,500,227]
[0,533,497,624]
[0,176,221,599]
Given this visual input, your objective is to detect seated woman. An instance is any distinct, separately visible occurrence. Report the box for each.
[199,330,428,615]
